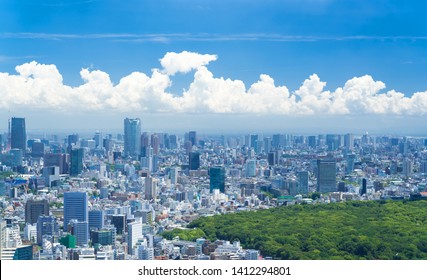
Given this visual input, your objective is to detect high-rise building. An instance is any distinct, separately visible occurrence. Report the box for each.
[245,159,257,177]
[317,159,337,193]
[68,220,89,247]
[307,136,316,148]
[94,131,102,148]
[110,214,126,235]
[145,176,157,200]
[127,221,143,255]
[403,159,413,177]
[189,131,197,147]
[10,117,26,151]
[63,191,88,230]
[344,133,354,150]
[210,166,225,193]
[124,118,141,158]
[151,134,160,155]
[88,209,104,230]
[36,215,58,246]
[346,154,356,174]
[267,152,276,166]
[67,134,79,153]
[189,151,200,170]
[70,148,84,176]
[25,199,49,225]
[361,178,367,195]
[31,141,45,157]
[297,171,309,194]
[44,153,69,174]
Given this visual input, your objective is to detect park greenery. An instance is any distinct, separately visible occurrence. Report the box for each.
[163,200,427,259]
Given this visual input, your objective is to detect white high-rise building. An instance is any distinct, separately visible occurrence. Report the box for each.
[127,221,143,255]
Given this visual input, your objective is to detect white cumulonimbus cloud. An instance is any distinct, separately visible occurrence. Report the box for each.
[0,51,426,115]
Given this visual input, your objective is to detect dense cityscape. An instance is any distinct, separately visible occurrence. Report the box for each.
[1,116,427,260]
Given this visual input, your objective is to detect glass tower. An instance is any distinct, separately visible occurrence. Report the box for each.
[124,118,141,158]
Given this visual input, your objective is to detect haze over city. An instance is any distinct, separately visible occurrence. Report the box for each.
[1,1,427,134]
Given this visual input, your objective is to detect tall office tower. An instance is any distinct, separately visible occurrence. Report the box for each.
[36,215,58,246]
[88,209,104,230]
[94,131,102,148]
[31,141,45,157]
[68,220,89,247]
[124,118,141,158]
[170,166,180,184]
[67,133,79,153]
[360,178,367,195]
[151,134,160,155]
[189,131,197,147]
[307,136,316,148]
[169,134,177,149]
[403,159,413,177]
[10,117,26,151]
[326,134,340,151]
[210,166,225,193]
[264,137,272,153]
[127,221,143,255]
[25,199,49,225]
[250,134,258,149]
[255,139,264,154]
[189,151,200,170]
[44,153,69,174]
[140,132,150,157]
[70,148,84,176]
[346,153,356,174]
[245,159,257,177]
[399,141,409,156]
[297,171,309,194]
[344,133,354,150]
[267,152,276,166]
[145,176,157,200]
[317,159,337,193]
[63,191,88,230]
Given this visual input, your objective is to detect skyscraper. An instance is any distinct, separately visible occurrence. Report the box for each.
[145,176,157,200]
[297,171,309,194]
[124,118,141,158]
[189,151,200,170]
[317,159,337,193]
[10,117,26,151]
[63,191,88,230]
[209,166,225,193]
[36,215,58,246]
[189,131,197,147]
[88,209,104,230]
[25,199,49,225]
[70,148,84,176]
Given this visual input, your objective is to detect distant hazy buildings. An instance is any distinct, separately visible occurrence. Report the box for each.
[124,118,141,158]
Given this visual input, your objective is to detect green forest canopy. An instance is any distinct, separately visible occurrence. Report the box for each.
[169,200,427,260]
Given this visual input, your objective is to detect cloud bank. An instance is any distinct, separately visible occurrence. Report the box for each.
[1,51,426,116]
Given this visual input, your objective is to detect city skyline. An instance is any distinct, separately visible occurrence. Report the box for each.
[1,1,427,134]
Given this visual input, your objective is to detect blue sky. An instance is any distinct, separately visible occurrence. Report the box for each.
[1,0,427,134]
